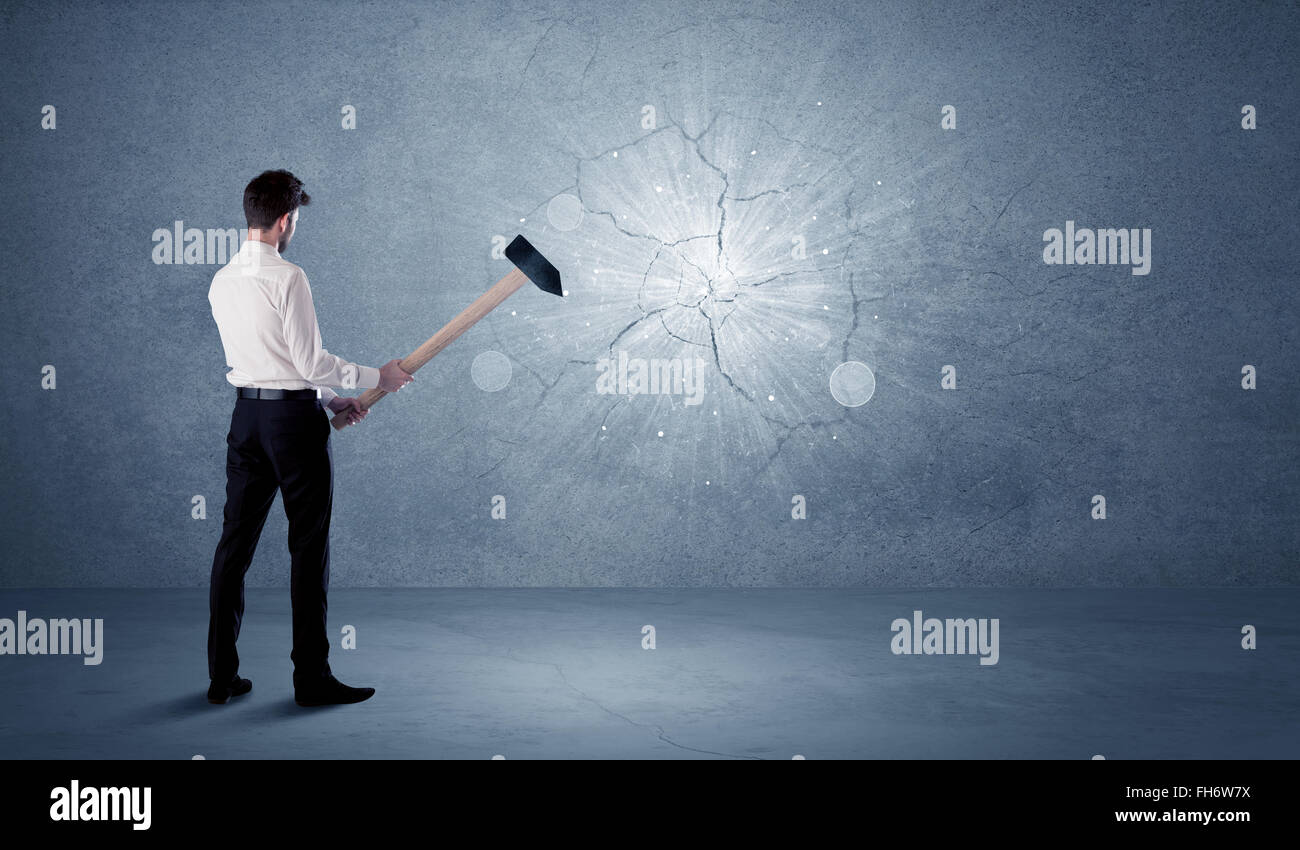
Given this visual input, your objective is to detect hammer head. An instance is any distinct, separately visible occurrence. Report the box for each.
[505,235,564,296]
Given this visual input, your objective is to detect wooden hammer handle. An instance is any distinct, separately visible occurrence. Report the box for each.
[330,266,531,430]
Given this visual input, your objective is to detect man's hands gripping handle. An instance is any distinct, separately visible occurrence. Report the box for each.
[328,359,414,430]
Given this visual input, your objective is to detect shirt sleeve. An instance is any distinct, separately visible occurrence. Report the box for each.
[316,385,339,407]
[281,268,381,391]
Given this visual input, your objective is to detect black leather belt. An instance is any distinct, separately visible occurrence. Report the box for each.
[237,387,318,400]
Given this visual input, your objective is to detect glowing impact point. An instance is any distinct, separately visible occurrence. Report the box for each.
[471,350,512,392]
[830,361,876,407]
[546,193,584,232]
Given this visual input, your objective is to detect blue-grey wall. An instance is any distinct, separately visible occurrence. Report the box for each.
[2,0,1296,587]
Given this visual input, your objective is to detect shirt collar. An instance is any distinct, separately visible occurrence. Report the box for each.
[242,239,280,257]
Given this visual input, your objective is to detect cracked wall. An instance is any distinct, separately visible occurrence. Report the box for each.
[1,0,1297,587]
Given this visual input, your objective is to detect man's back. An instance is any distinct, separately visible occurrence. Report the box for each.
[208,239,376,394]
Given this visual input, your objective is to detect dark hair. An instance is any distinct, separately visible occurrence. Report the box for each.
[242,169,311,229]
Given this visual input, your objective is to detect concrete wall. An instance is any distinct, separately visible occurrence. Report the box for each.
[1,0,1296,586]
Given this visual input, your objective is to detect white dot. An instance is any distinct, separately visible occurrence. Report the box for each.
[601,425,606,431]
[520,218,526,222]
[876,180,881,185]
[713,410,717,415]
[657,430,664,437]
[832,434,837,439]
[585,322,590,326]
[563,289,569,296]
[874,314,878,319]
[822,248,828,255]
[706,480,710,485]
[812,215,817,220]
[768,394,774,401]
[612,151,618,157]
[750,150,756,155]
[765,225,770,230]
[816,101,822,106]
[511,310,516,316]
[655,186,663,192]
[823,305,828,310]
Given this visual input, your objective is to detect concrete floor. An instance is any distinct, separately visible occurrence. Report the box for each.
[0,588,1294,759]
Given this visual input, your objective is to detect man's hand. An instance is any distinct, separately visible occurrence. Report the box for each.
[327,396,369,427]
[379,358,415,393]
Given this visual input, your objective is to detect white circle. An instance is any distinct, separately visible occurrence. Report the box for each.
[546,193,584,231]
[830,361,875,407]
[657,430,663,437]
[471,351,512,392]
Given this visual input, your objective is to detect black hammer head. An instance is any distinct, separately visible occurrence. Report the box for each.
[505,234,564,297]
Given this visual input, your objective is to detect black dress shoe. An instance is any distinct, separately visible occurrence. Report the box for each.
[294,674,375,707]
[207,676,252,704]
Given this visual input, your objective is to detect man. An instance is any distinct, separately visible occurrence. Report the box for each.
[206,169,413,706]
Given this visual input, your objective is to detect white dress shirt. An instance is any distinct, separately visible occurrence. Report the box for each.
[208,239,380,408]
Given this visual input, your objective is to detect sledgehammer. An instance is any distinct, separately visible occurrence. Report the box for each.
[330,234,564,430]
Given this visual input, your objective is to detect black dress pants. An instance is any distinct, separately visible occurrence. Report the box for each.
[208,395,333,686]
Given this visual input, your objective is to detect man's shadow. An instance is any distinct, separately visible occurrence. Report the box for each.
[128,691,343,724]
